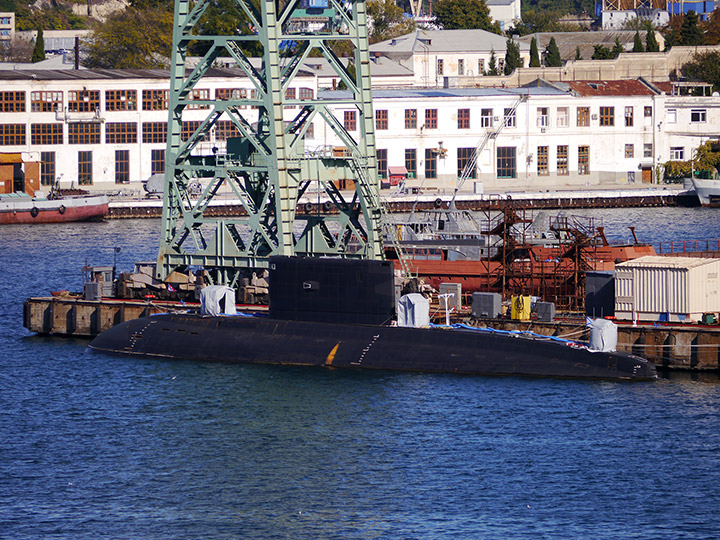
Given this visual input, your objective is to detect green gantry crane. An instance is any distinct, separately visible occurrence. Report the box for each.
[156,0,384,286]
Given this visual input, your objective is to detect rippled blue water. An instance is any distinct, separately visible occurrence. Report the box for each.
[2,208,720,539]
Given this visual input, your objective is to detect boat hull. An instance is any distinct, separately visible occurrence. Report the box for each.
[89,313,657,380]
[691,178,720,207]
[0,195,109,224]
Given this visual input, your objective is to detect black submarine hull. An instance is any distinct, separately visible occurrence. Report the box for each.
[89,313,657,380]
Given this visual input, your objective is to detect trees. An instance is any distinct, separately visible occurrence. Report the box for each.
[611,38,625,56]
[529,37,541,67]
[591,44,613,60]
[632,31,644,52]
[681,50,720,91]
[575,46,582,60]
[84,8,173,69]
[433,0,501,34]
[701,8,720,45]
[504,39,523,75]
[646,29,660,52]
[367,0,415,44]
[544,37,561,67]
[31,28,45,63]
[486,48,499,75]
[681,10,704,45]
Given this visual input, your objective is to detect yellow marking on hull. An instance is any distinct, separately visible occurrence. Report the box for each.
[325,342,341,366]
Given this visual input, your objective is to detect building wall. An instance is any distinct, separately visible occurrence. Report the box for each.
[0,12,14,42]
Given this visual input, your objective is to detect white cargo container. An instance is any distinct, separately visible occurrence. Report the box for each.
[614,256,720,323]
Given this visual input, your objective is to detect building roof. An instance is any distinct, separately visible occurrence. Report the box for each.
[564,79,657,96]
[516,31,663,62]
[319,85,566,101]
[370,29,529,57]
[616,255,720,269]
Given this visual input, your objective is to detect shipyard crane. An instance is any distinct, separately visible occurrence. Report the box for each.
[156,0,385,287]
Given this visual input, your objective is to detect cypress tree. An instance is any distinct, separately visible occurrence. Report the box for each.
[529,37,541,67]
[680,11,704,46]
[633,31,645,52]
[575,46,582,60]
[544,37,561,67]
[504,39,523,75]
[487,48,499,76]
[646,29,660,52]
[31,28,46,63]
[611,38,625,58]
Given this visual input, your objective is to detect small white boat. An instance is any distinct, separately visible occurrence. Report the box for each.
[691,177,720,207]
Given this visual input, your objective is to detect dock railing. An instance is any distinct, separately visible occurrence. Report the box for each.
[655,239,720,256]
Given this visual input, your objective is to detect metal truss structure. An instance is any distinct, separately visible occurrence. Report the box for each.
[156,0,383,285]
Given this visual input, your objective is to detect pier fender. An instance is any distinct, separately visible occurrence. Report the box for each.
[30,206,39,218]
[58,205,66,215]
[322,201,332,213]
[304,202,314,213]
[434,198,443,208]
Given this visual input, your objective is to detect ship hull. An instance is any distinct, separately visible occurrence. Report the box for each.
[0,195,109,224]
[691,178,720,207]
[89,313,657,380]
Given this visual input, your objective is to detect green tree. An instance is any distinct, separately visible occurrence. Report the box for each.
[612,38,625,56]
[544,37,561,67]
[84,8,174,69]
[632,31,645,52]
[504,39,523,74]
[591,44,613,60]
[575,46,582,60]
[681,10,704,45]
[337,60,356,90]
[646,29,660,52]
[367,0,415,44]
[681,50,720,90]
[486,47,499,75]
[529,37,540,67]
[701,8,720,45]
[31,28,45,63]
[433,0,501,33]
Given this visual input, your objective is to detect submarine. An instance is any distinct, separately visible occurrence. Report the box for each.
[89,256,657,381]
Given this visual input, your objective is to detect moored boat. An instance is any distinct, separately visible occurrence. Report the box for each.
[691,177,720,207]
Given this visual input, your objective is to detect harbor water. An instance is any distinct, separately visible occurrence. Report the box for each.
[2,206,720,539]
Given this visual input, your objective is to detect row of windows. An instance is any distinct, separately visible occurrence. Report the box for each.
[437,58,505,77]
[39,149,166,186]
[0,87,315,113]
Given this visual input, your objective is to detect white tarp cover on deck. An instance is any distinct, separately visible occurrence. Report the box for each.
[200,285,237,316]
[588,318,618,352]
[397,293,430,328]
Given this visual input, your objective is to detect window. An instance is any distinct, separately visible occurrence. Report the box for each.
[625,106,634,127]
[216,88,247,108]
[376,109,388,130]
[458,59,464,76]
[537,146,549,176]
[457,147,476,178]
[425,148,437,179]
[424,109,437,129]
[215,120,240,141]
[498,59,505,72]
[284,87,296,109]
[78,151,92,185]
[105,90,137,111]
[557,145,568,175]
[0,124,25,145]
[68,90,100,112]
[537,107,548,128]
[667,109,677,123]
[497,147,517,178]
[304,123,314,139]
[577,107,590,127]
[481,108,493,128]
[151,149,165,174]
[405,109,417,129]
[376,149,388,179]
[142,89,168,111]
[68,123,100,144]
[670,147,684,160]
[344,110,357,131]
[105,122,137,144]
[478,59,485,74]
[143,122,167,143]
[504,107,516,127]
[691,109,707,123]
[188,88,210,110]
[578,146,590,175]
[115,150,130,184]
[40,152,55,186]
[1,91,25,112]
[299,88,314,101]
[31,91,62,112]
[31,123,63,145]
[182,121,207,142]
[644,143,653,158]
[458,108,470,129]
[599,107,614,127]
[625,144,634,158]
[437,59,444,76]
[405,149,417,178]
[557,107,568,128]
[644,106,652,117]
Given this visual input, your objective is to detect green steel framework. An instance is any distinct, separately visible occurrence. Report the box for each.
[157,0,383,285]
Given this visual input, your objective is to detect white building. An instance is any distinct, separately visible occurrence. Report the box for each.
[370,29,531,87]
[0,68,718,194]
[487,0,522,31]
[0,12,14,43]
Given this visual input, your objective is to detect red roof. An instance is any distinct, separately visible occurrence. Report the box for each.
[566,80,656,96]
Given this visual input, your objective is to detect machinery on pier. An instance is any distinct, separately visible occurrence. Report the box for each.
[156,0,383,286]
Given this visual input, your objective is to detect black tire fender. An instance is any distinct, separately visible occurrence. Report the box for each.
[434,198,443,208]
[30,206,39,218]
[58,205,66,215]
